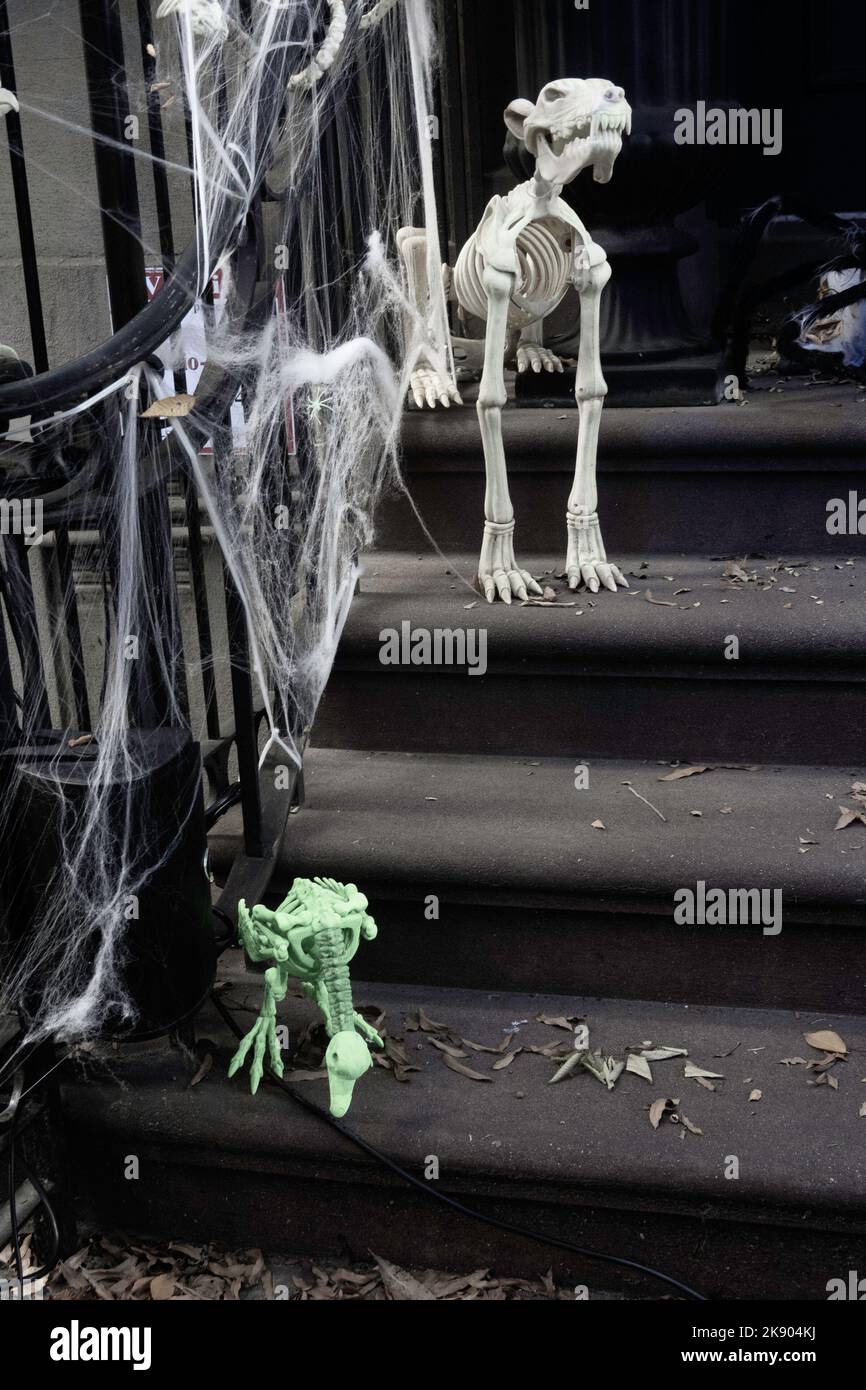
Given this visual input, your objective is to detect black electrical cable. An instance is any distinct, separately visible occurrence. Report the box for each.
[211,904,237,952]
[210,990,707,1301]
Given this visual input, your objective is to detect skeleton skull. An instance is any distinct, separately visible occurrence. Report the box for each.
[505,78,631,186]
[325,1030,374,1118]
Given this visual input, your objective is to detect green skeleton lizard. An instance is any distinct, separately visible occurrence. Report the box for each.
[228,876,383,1117]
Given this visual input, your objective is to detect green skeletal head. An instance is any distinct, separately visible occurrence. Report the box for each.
[325,1030,373,1117]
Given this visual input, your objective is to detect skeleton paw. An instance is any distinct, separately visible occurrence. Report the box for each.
[228,1015,284,1095]
[516,342,564,375]
[565,513,628,594]
[477,524,543,604]
[409,366,462,410]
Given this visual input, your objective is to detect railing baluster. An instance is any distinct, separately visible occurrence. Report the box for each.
[0,0,48,372]
[79,0,189,729]
[78,0,147,330]
[1,535,51,731]
[214,414,264,860]
[137,0,220,740]
[0,1,91,732]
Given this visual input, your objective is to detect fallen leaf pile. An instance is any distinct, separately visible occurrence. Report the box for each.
[722,558,817,593]
[802,1029,847,1090]
[34,1236,578,1301]
[224,986,863,1131]
[404,1006,518,1082]
[39,1235,269,1301]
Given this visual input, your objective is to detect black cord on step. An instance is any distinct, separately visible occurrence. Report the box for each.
[210,990,707,1301]
[211,904,237,953]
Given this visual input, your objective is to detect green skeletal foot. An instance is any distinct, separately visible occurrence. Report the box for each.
[227,974,285,1094]
[353,1010,384,1049]
[228,1015,284,1095]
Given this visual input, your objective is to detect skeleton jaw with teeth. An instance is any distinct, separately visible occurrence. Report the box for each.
[506,78,631,187]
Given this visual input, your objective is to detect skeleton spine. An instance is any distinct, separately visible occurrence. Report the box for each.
[314,923,355,1034]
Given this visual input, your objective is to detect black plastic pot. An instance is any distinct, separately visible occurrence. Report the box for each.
[2,728,215,1040]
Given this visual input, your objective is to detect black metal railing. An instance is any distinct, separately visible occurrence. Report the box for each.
[0,0,305,948]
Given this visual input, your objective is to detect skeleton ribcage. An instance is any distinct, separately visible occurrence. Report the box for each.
[453,216,573,329]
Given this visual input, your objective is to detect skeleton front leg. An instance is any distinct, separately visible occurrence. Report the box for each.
[566,253,628,594]
[228,964,288,1093]
[396,227,461,409]
[477,265,543,604]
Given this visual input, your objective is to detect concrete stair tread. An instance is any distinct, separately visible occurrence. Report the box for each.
[384,383,866,556]
[349,551,866,670]
[210,749,866,917]
[402,380,866,468]
[61,964,866,1253]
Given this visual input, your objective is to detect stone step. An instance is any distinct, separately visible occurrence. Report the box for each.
[380,382,866,554]
[59,963,866,1301]
[314,551,866,765]
[208,749,866,1014]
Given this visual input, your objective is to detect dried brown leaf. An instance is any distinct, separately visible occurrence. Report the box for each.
[625,1053,653,1083]
[189,1050,213,1087]
[427,1036,467,1059]
[140,392,196,419]
[548,1052,583,1085]
[684,1062,724,1080]
[639,1045,688,1061]
[535,1013,581,1031]
[149,1273,175,1301]
[658,765,710,781]
[372,1255,437,1301]
[526,1041,573,1059]
[418,1006,451,1034]
[443,1055,493,1082]
[803,1029,847,1055]
[649,1097,679,1129]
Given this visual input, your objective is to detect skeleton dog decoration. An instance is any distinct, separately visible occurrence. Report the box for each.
[400,78,632,602]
